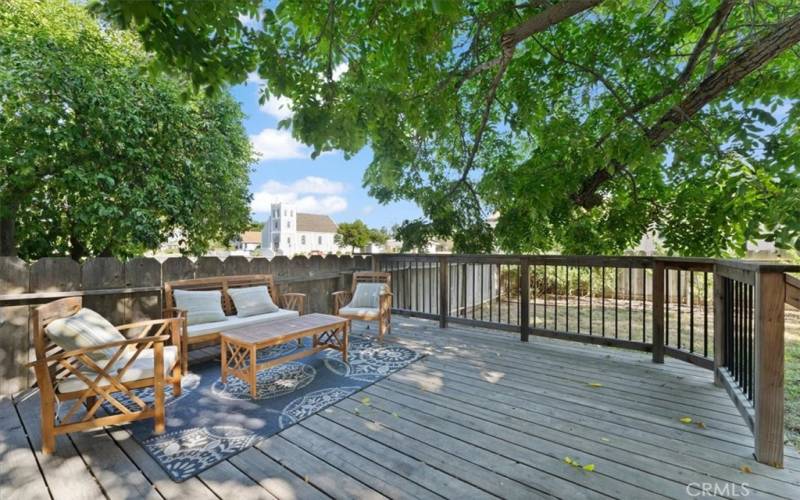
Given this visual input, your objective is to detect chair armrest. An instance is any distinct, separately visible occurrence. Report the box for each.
[116,317,184,351]
[30,334,171,367]
[331,291,352,315]
[379,292,393,314]
[281,293,306,315]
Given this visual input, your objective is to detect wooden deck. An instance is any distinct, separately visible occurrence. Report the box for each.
[2,316,799,500]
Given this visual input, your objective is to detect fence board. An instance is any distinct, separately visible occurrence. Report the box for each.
[0,257,30,394]
[82,257,126,326]
[222,256,250,276]
[125,257,162,323]
[162,257,195,282]
[195,256,224,278]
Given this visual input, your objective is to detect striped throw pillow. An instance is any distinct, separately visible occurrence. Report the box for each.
[45,308,126,363]
[228,286,279,317]
[173,289,227,325]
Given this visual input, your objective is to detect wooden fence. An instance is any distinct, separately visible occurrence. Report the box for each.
[0,254,372,396]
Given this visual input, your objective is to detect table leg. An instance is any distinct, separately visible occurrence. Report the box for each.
[342,322,349,364]
[220,339,227,382]
[249,345,257,399]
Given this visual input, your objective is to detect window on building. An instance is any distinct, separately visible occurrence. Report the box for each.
[287,237,291,245]
[274,221,278,229]
[286,221,291,228]
[318,236,322,245]
[301,235,306,245]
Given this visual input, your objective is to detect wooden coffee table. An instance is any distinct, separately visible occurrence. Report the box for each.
[220,313,350,398]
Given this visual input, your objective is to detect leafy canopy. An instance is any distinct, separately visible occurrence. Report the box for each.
[0,0,255,260]
[335,220,388,252]
[94,0,800,256]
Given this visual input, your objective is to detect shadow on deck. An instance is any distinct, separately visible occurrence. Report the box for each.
[2,317,799,499]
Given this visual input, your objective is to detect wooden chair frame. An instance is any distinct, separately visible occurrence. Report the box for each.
[163,274,306,372]
[332,271,392,340]
[31,297,183,454]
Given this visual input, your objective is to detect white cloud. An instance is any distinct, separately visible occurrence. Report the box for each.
[332,62,348,81]
[238,13,262,29]
[251,176,348,215]
[246,72,265,85]
[250,128,309,160]
[259,94,294,120]
[362,205,375,215]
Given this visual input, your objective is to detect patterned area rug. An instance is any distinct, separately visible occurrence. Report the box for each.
[106,335,422,482]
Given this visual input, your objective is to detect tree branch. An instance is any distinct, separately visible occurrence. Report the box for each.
[573,10,800,209]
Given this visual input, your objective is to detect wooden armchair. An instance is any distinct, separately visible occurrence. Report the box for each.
[30,297,183,454]
[332,271,392,340]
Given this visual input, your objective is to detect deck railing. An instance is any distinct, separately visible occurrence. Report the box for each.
[374,253,799,467]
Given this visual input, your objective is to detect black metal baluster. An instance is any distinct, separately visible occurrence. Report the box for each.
[677,270,682,349]
[543,265,547,329]
[532,265,537,328]
[628,265,633,341]
[471,264,476,320]
[601,266,606,337]
[589,267,593,336]
[480,264,484,321]
[488,264,493,322]
[566,266,570,332]
[665,270,670,345]
[614,267,619,339]
[577,266,581,333]
[506,264,511,324]
[704,272,709,358]
[689,271,695,353]
[554,266,559,331]
[748,285,754,400]
[733,281,739,383]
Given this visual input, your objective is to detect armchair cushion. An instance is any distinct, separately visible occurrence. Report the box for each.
[338,306,381,320]
[45,308,125,363]
[228,285,279,317]
[57,345,179,393]
[349,283,389,308]
[173,289,226,325]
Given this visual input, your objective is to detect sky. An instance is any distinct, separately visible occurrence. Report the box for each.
[231,74,422,231]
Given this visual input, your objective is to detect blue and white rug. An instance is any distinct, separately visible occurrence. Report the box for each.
[106,335,422,482]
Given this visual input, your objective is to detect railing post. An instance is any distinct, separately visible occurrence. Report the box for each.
[753,270,785,467]
[712,269,727,388]
[439,255,448,329]
[651,260,665,363]
[371,254,380,272]
[520,257,530,342]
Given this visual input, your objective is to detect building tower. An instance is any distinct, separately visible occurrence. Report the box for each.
[261,202,297,256]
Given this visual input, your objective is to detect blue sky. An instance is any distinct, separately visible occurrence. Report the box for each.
[230,75,422,231]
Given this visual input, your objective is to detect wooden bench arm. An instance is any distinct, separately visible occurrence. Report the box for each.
[281,293,306,315]
[379,292,393,314]
[331,290,352,315]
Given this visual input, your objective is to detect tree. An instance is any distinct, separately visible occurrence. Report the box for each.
[93,0,800,256]
[0,0,255,260]
[335,220,386,253]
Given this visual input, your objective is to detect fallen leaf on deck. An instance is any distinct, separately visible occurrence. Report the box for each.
[361,397,371,406]
[600,437,610,442]
[679,417,693,424]
[695,421,706,429]
[392,412,400,418]
[564,457,574,465]
[588,382,603,388]
[739,465,752,473]
[583,464,596,472]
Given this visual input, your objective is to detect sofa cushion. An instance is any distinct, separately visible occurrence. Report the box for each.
[349,282,389,308]
[338,306,381,320]
[186,309,300,337]
[173,289,227,325]
[45,308,126,363]
[227,285,278,317]
[57,345,178,393]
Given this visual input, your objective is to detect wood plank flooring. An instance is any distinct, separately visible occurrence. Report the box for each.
[2,316,798,499]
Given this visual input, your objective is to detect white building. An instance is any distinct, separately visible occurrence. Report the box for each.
[231,231,262,253]
[261,203,340,257]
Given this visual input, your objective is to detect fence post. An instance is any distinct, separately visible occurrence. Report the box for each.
[439,255,448,329]
[651,260,665,363]
[371,254,380,272]
[753,270,785,467]
[520,257,530,342]
[712,269,727,388]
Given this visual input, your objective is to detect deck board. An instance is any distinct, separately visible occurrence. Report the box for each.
[3,316,799,499]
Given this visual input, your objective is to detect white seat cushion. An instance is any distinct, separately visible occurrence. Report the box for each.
[338,306,380,320]
[45,308,126,363]
[227,285,278,317]
[57,345,179,393]
[173,289,227,325]
[186,309,300,337]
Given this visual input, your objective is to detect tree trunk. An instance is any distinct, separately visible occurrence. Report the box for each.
[69,233,86,261]
[0,211,16,257]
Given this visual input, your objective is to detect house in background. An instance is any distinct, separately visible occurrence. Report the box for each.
[231,231,262,254]
[261,202,340,257]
